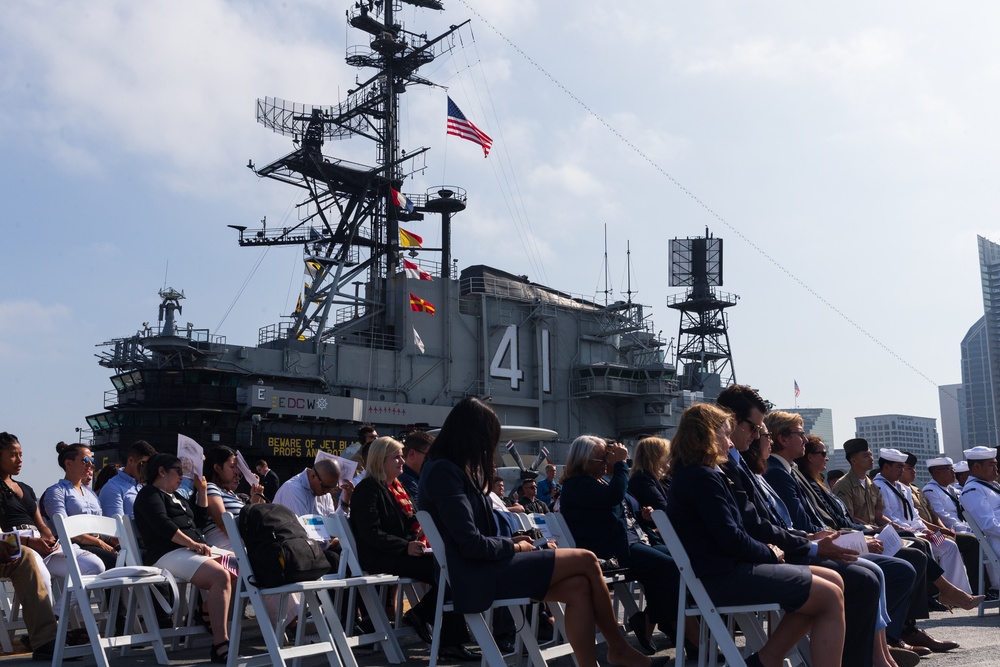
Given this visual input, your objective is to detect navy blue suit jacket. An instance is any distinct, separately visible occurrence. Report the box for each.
[720,459,812,561]
[764,457,822,533]
[417,458,516,613]
[560,462,631,563]
[666,464,778,578]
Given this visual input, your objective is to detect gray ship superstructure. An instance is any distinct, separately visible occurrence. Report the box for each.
[86,1,733,476]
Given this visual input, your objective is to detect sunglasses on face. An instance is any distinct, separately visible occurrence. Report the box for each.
[80,456,95,465]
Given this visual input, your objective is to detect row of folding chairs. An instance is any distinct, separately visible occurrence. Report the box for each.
[33,505,801,667]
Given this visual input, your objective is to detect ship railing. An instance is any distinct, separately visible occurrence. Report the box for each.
[394,256,453,280]
[571,376,679,398]
[665,289,739,308]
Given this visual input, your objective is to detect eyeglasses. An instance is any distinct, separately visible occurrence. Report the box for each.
[168,466,183,474]
[741,419,764,434]
[758,431,772,439]
[80,456,95,465]
[811,450,829,458]
[785,431,807,439]
[311,468,340,490]
[589,454,609,464]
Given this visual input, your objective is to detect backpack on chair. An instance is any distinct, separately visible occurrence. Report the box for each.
[237,503,331,588]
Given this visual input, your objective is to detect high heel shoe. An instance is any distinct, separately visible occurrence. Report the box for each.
[627,611,658,655]
[938,589,986,610]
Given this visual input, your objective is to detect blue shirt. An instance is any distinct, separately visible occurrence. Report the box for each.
[99,469,142,518]
[42,478,103,532]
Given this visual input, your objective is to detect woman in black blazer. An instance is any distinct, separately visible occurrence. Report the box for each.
[349,437,475,661]
[627,436,670,539]
[666,403,846,667]
[560,435,681,655]
[418,397,663,667]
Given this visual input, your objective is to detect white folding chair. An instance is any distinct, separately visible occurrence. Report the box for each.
[52,513,171,667]
[0,578,26,653]
[417,509,557,667]
[322,513,425,636]
[543,512,642,621]
[651,509,801,667]
[222,511,404,667]
[959,511,1000,617]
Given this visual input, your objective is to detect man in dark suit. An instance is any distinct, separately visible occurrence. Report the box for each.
[718,385,918,667]
[254,459,280,501]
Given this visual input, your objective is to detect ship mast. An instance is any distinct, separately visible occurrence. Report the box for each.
[234,1,467,349]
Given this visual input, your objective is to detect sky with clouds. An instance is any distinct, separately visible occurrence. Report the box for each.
[2,0,999,490]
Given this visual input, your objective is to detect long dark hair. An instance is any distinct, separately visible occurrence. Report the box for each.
[204,446,237,485]
[426,397,501,492]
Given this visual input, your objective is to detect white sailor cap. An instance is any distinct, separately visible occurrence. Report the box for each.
[954,461,970,473]
[963,446,998,461]
[878,448,907,463]
[926,456,954,469]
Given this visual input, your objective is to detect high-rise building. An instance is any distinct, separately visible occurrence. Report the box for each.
[938,383,963,461]
[960,312,997,448]
[854,414,941,487]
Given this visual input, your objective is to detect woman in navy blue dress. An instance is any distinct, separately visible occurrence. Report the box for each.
[666,403,845,667]
[418,397,663,667]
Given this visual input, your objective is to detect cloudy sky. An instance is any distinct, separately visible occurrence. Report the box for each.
[2,0,998,490]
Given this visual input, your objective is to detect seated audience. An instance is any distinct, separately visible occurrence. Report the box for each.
[516,478,550,514]
[42,442,117,570]
[350,436,477,661]
[274,459,342,517]
[418,397,663,667]
[666,403,846,667]
[133,453,233,664]
[536,464,561,509]
[561,435,682,655]
[627,437,670,540]
[203,446,266,550]
[0,434,103,603]
[99,439,156,519]
[398,431,433,505]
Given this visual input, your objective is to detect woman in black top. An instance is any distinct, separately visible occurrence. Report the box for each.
[418,397,663,667]
[133,453,233,664]
[350,436,475,661]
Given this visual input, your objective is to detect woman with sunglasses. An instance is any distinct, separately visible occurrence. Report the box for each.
[0,436,105,602]
[133,453,233,663]
[667,403,846,667]
[42,442,118,569]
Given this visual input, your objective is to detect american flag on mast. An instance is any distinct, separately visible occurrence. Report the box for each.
[794,380,801,398]
[447,97,493,157]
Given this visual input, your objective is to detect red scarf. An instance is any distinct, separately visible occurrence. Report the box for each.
[388,479,428,548]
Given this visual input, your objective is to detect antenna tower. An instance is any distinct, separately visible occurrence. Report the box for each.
[666,228,738,394]
[234,1,468,347]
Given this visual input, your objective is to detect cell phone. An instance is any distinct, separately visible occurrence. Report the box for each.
[532,537,549,548]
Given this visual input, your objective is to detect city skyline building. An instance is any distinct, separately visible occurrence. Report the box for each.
[960,310,997,448]
[975,235,1000,448]
[854,414,941,487]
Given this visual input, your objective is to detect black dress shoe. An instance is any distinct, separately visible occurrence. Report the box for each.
[402,609,433,644]
[627,611,658,655]
[438,645,482,661]
[32,640,80,661]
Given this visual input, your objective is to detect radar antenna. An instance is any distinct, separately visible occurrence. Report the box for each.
[666,228,738,393]
[236,2,469,347]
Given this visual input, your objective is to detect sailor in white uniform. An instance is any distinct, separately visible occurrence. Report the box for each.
[922,457,971,534]
[958,446,1000,587]
[954,460,970,488]
[875,448,972,593]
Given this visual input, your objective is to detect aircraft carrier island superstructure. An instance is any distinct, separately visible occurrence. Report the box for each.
[85,0,736,478]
